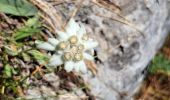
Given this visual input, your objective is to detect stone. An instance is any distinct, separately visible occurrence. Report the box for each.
[76,0,170,100]
[25,87,42,100]
[58,93,80,100]
[26,0,170,100]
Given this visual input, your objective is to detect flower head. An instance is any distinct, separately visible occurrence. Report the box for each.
[36,18,98,73]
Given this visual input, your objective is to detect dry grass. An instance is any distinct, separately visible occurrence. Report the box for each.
[29,0,64,32]
[134,73,170,100]
[135,34,170,100]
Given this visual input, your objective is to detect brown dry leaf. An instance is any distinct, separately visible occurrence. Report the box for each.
[17,86,24,97]
[135,73,170,100]
[85,60,98,75]
[31,65,44,77]
[162,47,170,59]
[9,44,17,51]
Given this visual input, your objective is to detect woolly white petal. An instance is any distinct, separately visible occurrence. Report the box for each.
[84,40,98,50]
[37,42,55,51]
[49,54,63,66]
[56,30,68,40]
[48,38,59,46]
[74,62,80,72]
[64,61,74,72]
[83,52,94,61]
[77,61,87,73]
[78,25,86,38]
[65,18,80,36]
[57,50,64,55]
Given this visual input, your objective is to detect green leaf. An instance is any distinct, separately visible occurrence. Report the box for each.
[14,16,41,41]
[25,16,39,27]
[4,46,19,56]
[11,68,17,75]
[0,0,38,16]
[4,64,12,77]
[14,27,40,41]
[27,50,49,65]
[22,52,31,62]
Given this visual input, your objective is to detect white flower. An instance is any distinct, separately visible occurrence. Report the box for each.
[36,18,98,73]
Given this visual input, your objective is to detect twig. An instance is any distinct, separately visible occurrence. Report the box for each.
[96,14,145,38]
[31,65,44,76]
[29,0,64,31]
[64,0,84,27]
[91,0,126,21]
[94,0,121,12]
[0,13,12,24]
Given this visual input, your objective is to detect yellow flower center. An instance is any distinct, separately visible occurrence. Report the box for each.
[74,53,83,61]
[70,45,78,54]
[58,41,68,50]
[77,44,84,51]
[69,35,78,44]
[63,52,72,61]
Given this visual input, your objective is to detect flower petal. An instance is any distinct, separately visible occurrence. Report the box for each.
[78,61,87,73]
[65,18,80,36]
[56,30,68,40]
[36,41,55,51]
[57,50,64,55]
[78,24,86,38]
[83,52,94,61]
[74,62,80,72]
[84,40,98,50]
[48,38,59,46]
[64,61,74,72]
[49,54,63,66]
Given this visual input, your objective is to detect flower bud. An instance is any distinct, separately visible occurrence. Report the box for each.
[69,35,78,44]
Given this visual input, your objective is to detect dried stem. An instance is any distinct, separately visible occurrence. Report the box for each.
[96,14,145,37]
[29,0,64,32]
[64,0,84,27]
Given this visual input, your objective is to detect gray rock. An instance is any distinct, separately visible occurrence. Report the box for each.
[77,0,170,100]
[26,0,170,100]
[25,87,42,100]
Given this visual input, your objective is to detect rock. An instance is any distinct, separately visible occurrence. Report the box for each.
[26,0,170,100]
[40,86,56,97]
[25,87,42,100]
[43,73,60,82]
[58,93,80,100]
[75,0,170,100]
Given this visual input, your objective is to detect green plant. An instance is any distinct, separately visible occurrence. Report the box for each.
[14,16,41,41]
[0,1,44,97]
[0,0,37,16]
[148,54,170,74]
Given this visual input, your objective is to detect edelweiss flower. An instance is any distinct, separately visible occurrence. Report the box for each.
[36,18,98,73]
